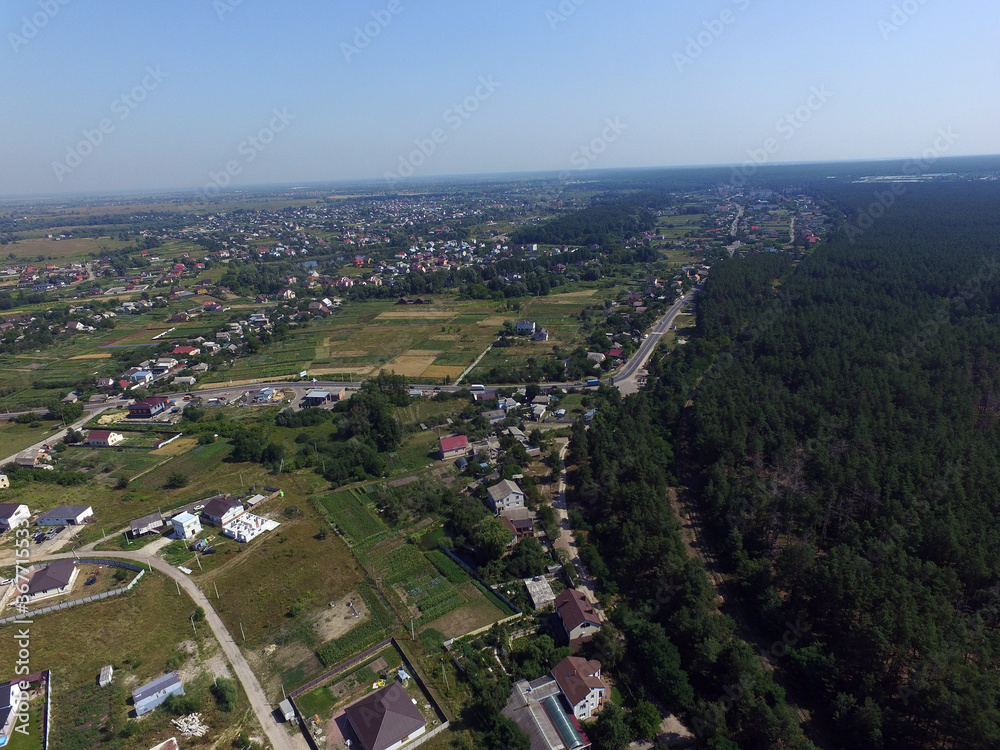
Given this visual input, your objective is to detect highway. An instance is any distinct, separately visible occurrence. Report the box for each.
[612,286,700,395]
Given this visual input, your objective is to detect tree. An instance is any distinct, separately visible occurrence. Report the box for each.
[592,703,635,750]
[165,471,188,489]
[472,516,510,563]
[483,715,530,750]
[211,677,239,712]
[630,700,662,741]
[592,623,625,670]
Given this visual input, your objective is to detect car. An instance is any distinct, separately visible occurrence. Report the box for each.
[33,533,45,544]
[184,395,192,400]
[85,577,97,585]
[54,526,65,533]
[193,504,205,511]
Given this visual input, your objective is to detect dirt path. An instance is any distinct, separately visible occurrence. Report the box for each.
[670,488,819,737]
[551,439,601,607]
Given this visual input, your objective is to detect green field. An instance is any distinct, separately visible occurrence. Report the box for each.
[0,572,253,749]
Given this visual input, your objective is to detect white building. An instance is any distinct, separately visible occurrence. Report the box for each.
[486,479,526,515]
[222,513,280,543]
[87,430,125,447]
[0,475,9,490]
[36,505,93,526]
[171,512,202,540]
[0,503,29,529]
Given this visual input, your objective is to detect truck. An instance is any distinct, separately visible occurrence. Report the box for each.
[586,378,600,387]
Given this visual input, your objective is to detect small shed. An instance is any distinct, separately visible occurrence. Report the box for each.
[278,698,295,722]
[99,665,114,687]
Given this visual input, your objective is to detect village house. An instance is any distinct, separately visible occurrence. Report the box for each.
[486,479,526,515]
[438,435,469,460]
[87,430,125,447]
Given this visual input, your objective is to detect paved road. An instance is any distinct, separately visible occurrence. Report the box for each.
[41,549,297,750]
[613,288,700,395]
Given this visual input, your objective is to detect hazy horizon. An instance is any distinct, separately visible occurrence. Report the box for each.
[4,0,998,196]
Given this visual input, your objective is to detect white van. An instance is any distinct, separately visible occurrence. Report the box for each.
[470,384,486,391]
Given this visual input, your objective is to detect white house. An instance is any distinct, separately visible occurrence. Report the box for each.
[551,656,608,721]
[0,503,29,529]
[87,430,125,447]
[171,512,202,540]
[0,475,9,490]
[486,479,526,515]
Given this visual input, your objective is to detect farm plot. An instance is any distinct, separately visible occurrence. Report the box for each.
[314,490,391,548]
[367,543,465,627]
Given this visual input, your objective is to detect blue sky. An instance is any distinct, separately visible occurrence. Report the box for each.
[2,0,998,195]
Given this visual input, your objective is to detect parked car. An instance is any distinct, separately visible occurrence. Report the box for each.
[85,577,97,586]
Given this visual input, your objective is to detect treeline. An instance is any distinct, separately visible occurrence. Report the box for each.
[681,181,1000,748]
[568,388,814,749]
[511,194,661,247]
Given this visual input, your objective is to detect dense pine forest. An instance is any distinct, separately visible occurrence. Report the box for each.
[571,179,1000,749]
[687,181,1000,748]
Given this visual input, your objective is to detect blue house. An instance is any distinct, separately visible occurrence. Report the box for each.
[133,672,184,716]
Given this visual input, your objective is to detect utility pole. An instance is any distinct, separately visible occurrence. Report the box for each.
[190,616,196,636]
[240,622,246,641]
[175,579,181,595]
[411,619,415,641]
[214,581,220,599]
[442,662,449,691]
[195,554,202,571]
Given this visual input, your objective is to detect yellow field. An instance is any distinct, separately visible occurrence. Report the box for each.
[375,311,453,320]
[478,316,510,326]
[385,354,438,377]
[68,352,112,360]
[150,435,198,456]
[421,365,466,379]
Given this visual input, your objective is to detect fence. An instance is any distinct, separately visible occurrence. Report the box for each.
[442,612,523,648]
[439,546,522,615]
[290,638,450,750]
[0,559,144,625]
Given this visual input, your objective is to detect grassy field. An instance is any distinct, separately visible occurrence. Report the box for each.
[0,572,253,749]
[0,419,63,459]
[4,236,130,262]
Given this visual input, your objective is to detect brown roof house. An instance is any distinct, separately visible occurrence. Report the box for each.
[551,656,608,721]
[25,559,78,602]
[554,589,602,647]
[344,680,426,750]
